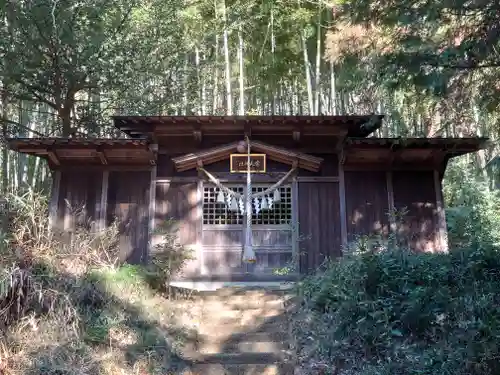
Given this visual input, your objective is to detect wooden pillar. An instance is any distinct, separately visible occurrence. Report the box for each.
[63,187,72,231]
[291,173,299,272]
[48,170,61,230]
[338,153,348,249]
[148,166,157,258]
[434,170,449,252]
[386,171,396,233]
[197,173,206,275]
[98,171,109,231]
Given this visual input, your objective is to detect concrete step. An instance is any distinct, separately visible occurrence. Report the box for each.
[184,363,295,375]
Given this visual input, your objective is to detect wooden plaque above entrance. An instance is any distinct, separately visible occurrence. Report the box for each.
[230,154,266,173]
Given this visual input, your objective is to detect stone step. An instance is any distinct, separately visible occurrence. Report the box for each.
[194,330,289,353]
[202,297,290,310]
[199,339,286,355]
[198,317,289,339]
[204,330,289,345]
[188,351,286,365]
[184,363,295,375]
[200,287,293,297]
[199,308,286,328]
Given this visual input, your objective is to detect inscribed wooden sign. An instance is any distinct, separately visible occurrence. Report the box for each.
[230,154,266,173]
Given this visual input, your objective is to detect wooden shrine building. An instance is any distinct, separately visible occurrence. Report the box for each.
[7,116,488,284]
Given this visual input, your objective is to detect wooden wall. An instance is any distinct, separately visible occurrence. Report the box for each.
[50,168,152,264]
[154,182,200,279]
[106,171,151,263]
[298,182,342,273]
[345,171,390,242]
[392,171,440,252]
[343,170,444,252]
[55,170,102,230]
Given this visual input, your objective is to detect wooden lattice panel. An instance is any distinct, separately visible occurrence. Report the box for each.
[203,185,292,226]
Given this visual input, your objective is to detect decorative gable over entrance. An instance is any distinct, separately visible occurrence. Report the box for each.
[171,140,324,172]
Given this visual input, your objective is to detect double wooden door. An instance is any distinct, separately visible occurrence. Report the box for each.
[201,184,295,278]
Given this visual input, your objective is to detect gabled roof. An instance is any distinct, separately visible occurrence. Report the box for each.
[171,140,324,172]
[113,115,384,139]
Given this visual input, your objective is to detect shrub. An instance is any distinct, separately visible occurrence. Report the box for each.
[444,159,500,249]
[292,244,500,375]
[0,191,197,374]
[146,219,194,291]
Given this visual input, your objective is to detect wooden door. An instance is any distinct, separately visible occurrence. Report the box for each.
[202,184,294,278]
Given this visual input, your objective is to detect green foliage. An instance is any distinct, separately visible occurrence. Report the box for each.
[444,159,500,248]
[293,244,500,374]
[0,192,196,374]
[147,219,195,290]
[329,0,500,115]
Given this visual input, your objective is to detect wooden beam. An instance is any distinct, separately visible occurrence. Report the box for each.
[338,148,346,165]
[48,170,61,230]
[296,176,339,182]
[193,130,202,144]
[99,171,109,231]
[338,156,348,249]
[96,149,108,165]
[430,150,446,166]
[292,130,301,143]
[56,165,154,172]
[48,150,60,166]
[434,170,449,253]
[344,164,440,171]
[244,123,252,138]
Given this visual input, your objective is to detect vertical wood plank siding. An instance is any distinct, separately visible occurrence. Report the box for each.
[106,171,150,263]
[392,171,439,252]
[56,170,102,230]
[48,170,61,229]
[154,182,200,278]
[344,171,390,242]
[298,182,341,273]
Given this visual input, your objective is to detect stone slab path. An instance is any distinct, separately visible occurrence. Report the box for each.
[180,287,295,375]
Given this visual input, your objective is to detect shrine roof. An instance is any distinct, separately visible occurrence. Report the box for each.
[112,115,384,139]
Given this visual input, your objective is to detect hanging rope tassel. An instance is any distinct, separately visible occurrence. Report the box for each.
[243,137,256,263]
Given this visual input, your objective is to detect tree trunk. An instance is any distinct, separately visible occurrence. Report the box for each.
[222,0,232,115]
[238,24,245,116]
[1,88,8,193]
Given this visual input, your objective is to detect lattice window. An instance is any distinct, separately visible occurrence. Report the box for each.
[203,186,244,225]
[251,186,292,225]
[203,185,292,226]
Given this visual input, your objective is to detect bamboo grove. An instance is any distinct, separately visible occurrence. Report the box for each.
[0,0,498,192]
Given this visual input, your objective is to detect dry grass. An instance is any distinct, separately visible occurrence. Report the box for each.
[0,190,200,375]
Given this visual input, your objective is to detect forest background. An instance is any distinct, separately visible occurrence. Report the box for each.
[0,0,498,195]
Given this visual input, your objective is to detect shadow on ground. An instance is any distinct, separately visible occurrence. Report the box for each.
[14,265,294,375]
